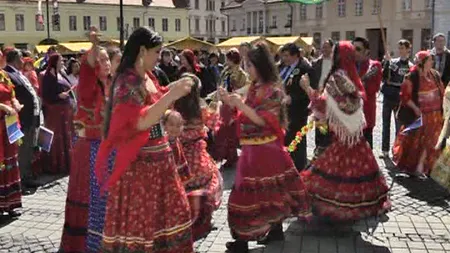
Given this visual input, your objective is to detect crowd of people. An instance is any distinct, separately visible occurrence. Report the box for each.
[0,25,449,252]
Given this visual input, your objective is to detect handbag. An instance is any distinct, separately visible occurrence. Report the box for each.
[395,102,417,126]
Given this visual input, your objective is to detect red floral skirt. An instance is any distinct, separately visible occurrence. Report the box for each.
[393,111,443,175]
[43,103,74,174]
[183,138,222,240]
[60,137,90,252]
[228,140,311,241]
[211,105,239,165]
[0,120,21,213]
[101,151,193,253]
[302,137,390,222]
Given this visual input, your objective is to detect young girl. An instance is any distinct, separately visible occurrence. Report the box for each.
[219,43,311,253]
[174,73,223,241]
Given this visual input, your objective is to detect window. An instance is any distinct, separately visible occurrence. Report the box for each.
[175,18,181,32]
[258,11,263,33]
[425,0,432,9]
[194,0,199,9]
[252,11,257,33]
[162,18,168,32]
[421,28,431,50]
[221,0,225,8]
[300,33,308,37]
[0,14,5,31]
[51,14,60,31]
[313,32,321,46]
[241,18,245,31]
[133,18,140,30]
[300,4,307,20]
[116,17,121,31]
[83,16,91,31]
[221,20,226,32]
[36,14,44,31]
[402,29,413,48]
[372,0,381,15]
[286,13,292,27]
[14,43,28,50]
[331,31,341,41]
[272,15,277,28]
[246,12,251,34]
[232,19,236,31]
[207,0,215,11]
[99,16,107,31]
[402,0,411,11]
[316,3,323,19]
[346,31,355,40]
[69,16,77,31]
[15,14,24,31]
[448,31,450,48]
[195,18,200,32]
[355,0,363,16]
[148,17,155,29]
[338,0,346,17]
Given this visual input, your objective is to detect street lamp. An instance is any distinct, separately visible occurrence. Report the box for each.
[120,0,124,50]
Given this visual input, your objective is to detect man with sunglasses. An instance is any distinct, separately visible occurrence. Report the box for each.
[353,37,383,149]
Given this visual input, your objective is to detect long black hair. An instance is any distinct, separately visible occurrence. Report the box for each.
[103,27,163,137]
[174,73,202,124]
[247,42,279,84]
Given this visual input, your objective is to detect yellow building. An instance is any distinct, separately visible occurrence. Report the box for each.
[0,0,189,50]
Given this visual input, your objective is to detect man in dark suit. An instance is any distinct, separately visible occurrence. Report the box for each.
[431,33,450,87]
[4,49,42,188]
[208,53,224,87]
[279,43,316,171]
[310,39,333,159]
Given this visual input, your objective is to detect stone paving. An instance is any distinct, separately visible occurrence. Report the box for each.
[1,99,450,252]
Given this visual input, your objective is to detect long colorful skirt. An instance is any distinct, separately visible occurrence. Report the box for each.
[0,121,21,213]
[302,137,390,222]
[86,140,114,252]
[101,152,193,252]
[183,139,222,240]
[431,144,450,190]
[60,137,90,252]
[393,111,443,175]
[43,103,74,174]
[211,105,239,166]
[228,140,311,241]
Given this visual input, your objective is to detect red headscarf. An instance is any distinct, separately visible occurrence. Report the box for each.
[336,41,366,100]
[181,49,201,73]
[411,50,431,72]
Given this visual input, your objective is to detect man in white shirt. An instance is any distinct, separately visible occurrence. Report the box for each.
[311,39,334,159]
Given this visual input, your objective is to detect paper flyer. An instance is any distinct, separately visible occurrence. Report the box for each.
[38,126,54,152]
[5,114,24,144]
[401,117,423,134]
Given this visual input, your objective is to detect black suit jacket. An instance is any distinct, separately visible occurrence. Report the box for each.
[4,65,40,130]
[279,58,316,118]
[431,49,450,86]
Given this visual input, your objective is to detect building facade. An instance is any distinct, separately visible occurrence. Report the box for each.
[223,0,432,58]
[434,0,450,46]
[0,0,189,49]
[188,0,228,44]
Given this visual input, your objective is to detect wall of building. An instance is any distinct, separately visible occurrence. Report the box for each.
[188,0,228,43]
[0,1,189,48]
[434,0,450,45]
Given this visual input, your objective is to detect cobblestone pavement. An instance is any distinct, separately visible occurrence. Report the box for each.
[1,99,450,252]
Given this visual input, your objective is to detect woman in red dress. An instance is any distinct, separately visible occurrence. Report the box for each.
[393,51,444,176]
[0,50,22,218]
[179,49,215,98]
[174,73,223,240]
[299,41,391,222]
[41,53,74,174]
[219,43,311,253]
[95,27,195,252]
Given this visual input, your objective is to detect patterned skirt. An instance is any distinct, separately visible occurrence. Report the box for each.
[183,139,222,241]
[302,137,391,222]
[431,145,450,190]
[43,103,74,174]
[101,152,193,252]
[210,105,239,165]
[228,140,311,241]
[86,140,114,252]
[0,122,21,213]
[60,137,90,252]
[393,111,443,175]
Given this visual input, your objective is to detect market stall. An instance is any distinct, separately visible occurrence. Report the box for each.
[164,37,216,52]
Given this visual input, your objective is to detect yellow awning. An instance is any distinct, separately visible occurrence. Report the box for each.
[111,39,128,45]
[301,37,314,46]
[164,37,215,51]
[34,45,55,53]
[216,36,263,48]
[266,36,301,46]
[58,42,93,53]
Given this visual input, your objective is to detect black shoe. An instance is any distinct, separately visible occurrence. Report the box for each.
[257,223,285,245]
[226,241,248,253]
[8,210,21,218]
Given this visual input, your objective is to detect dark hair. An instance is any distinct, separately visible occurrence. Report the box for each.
[21,50,32,58]
[248,42,280,84]
[280,43,300,57]
[107,47,121,61]
[225,48,241,65]
[48,46,57,53]
[240,42,252,49]
[103,27,163,137]
[161,48,172,58]
[208,53,218,59]
[6,49,22,64]
[323,38,334,47]
[433,33,446,42]
[66,58,80,75]
[173,73,202,124]
[353,37,370,50]
[398,39,411,49]
[46,53,62,77]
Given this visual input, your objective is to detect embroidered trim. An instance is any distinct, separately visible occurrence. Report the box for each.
[239,135,277,146]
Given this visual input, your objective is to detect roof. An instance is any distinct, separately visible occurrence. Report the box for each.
[266,36,301,46]
[20,0,176,8]
[222,0,284,10]
[165,37,216,50]
[217,36,262,47]
[58,42,93,52]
